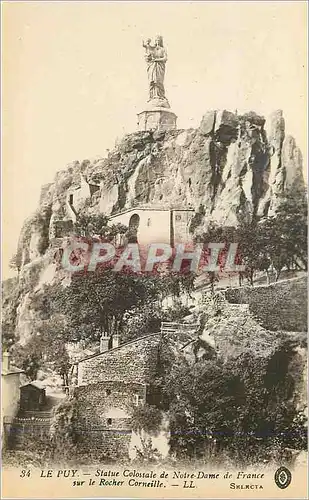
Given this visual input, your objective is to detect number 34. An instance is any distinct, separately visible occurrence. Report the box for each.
[20,470,31,478]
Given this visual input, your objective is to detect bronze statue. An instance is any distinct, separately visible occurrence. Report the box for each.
[143,35,169,108]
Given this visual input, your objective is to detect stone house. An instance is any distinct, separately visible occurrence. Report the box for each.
[71,322,200,459]
[71,332,162,458]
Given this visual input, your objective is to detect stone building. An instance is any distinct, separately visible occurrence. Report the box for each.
[71,332,162,458]
[109,206,194,246]
[70,321,200,459]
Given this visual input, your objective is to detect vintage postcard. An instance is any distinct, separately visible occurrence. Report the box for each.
[1,1,307,499]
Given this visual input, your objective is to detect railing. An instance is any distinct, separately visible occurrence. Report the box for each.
[22,410,53,417]
[160,322,200,335]
[14,417,52,424]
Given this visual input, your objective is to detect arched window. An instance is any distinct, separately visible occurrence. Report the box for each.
[147,218,151,227]
[107,418,112,426]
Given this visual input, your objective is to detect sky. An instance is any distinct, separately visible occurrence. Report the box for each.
[2,1,307,279]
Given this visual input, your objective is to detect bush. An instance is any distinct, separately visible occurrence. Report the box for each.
[123,303,191,343]
[164,340,307,465]
[131,404,163,435]
[49,399,79,463]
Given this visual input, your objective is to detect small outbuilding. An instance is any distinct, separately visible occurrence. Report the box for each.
[20,381,46,411]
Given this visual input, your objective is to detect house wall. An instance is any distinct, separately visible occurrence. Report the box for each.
[74,381,145,426]
[77,334,161,386]
[76,427,132,459]
[73,381,146,458]
[2,374,21,419]
[109,209,171,245]
[74,333,164,459]
[1,374,21,448]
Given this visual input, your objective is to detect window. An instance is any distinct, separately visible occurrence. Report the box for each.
[106,389,111,396]
[134,394,143,406]
[69,194,73,205]
[107,418,112,426]
[147,218,151,227]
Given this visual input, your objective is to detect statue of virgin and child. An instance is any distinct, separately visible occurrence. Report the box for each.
[142,35,170,108]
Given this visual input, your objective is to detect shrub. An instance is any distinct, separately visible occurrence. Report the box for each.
[131,404,163,435]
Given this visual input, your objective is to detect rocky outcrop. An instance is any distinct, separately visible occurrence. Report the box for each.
[3,108,306,345]
[14,108,305,265]
[17,109,305,258]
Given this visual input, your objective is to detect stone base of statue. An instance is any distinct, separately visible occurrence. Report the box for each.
[137,107,177,132]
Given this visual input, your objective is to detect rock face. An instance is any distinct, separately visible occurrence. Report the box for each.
[17,108,305,258]
[3,108,306,344]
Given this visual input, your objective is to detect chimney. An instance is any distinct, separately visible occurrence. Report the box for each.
[2,352,11,371]
[100,333,111,353]
[112,335,120,349]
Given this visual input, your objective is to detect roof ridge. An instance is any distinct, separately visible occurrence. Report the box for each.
[76,331,161,364]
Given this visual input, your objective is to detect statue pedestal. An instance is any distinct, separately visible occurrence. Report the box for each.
[137,107,177,132]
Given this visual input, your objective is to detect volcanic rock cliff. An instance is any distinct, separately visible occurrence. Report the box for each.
[3,108,306,345]
[17,109,305,263]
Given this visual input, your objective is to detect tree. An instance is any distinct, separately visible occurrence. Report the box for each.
[52,269,162,340]
[161,340,307,464]
[196,223,242,288]
[12,315,72,384]
[9,253,22,274]
[73,212,127,241]
[13,336,43,380]
[2,322,15,351]
[122,301,191,343]
[259,192,307,280]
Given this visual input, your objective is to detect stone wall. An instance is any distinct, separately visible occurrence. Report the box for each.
[74,381,146,424]
[74,334,162,458]
[224,276,307,332]
[248,277,307,332]
[5,418,51,451]
[73,381,146,458]
[77,333,161,386]
[76,428,132,459]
